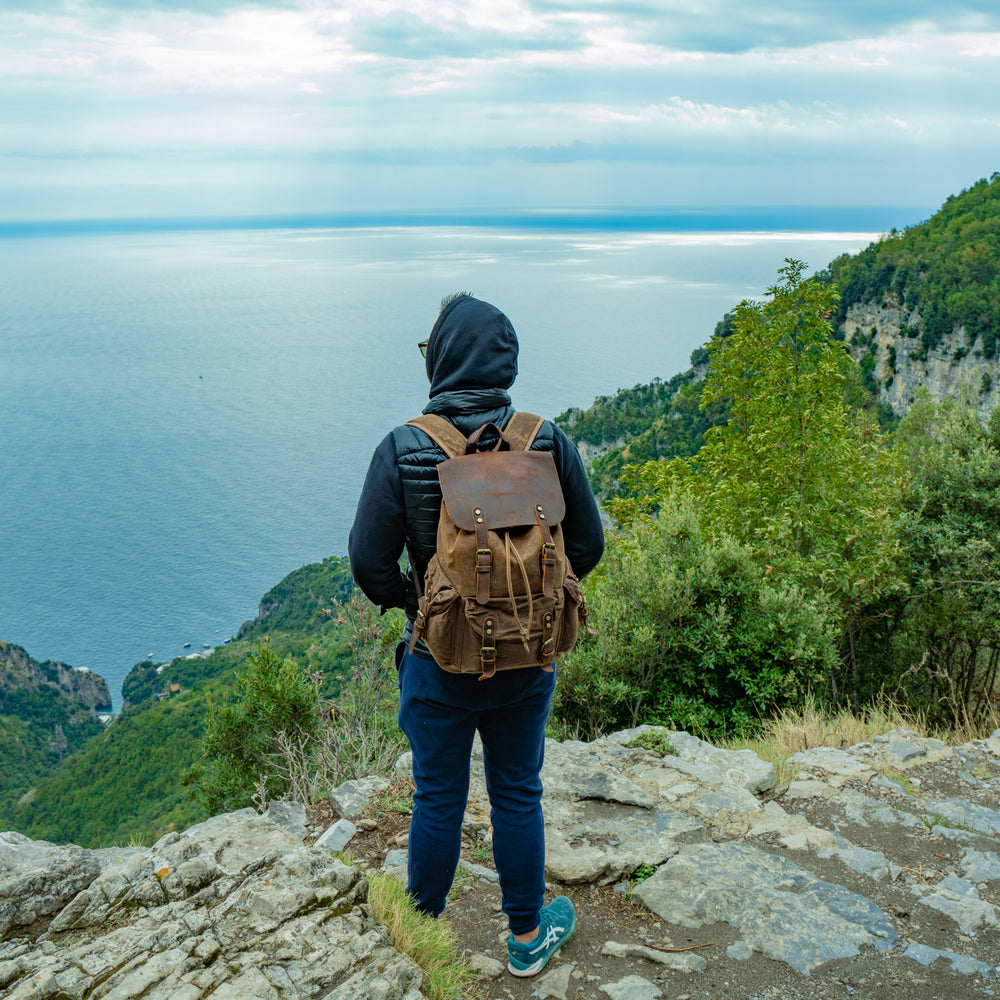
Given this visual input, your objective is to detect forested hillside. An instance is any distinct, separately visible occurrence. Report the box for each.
[827,173,1000,359]
[0,643,110,822]
[560,175,1000,491]
[1,557,358,847]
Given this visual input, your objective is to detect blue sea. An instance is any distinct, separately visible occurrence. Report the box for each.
[0,218,899,708]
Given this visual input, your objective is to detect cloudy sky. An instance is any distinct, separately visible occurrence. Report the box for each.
[2,0,999,222]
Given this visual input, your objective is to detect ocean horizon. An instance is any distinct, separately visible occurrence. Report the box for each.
[0,218,904,708]
[0,203,930,238]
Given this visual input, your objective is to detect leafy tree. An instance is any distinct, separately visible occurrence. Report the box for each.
[184,641,322,814]
[613,261,907,653]
[876,394,1000,726]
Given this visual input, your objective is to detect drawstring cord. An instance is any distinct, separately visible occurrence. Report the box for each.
[504,534,534,653]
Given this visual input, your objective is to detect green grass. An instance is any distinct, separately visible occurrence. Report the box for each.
[921,813,979,834]
[367,871,480,1000]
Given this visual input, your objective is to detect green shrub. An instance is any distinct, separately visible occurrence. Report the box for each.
[553,498,839,740]
[184,641,322,814]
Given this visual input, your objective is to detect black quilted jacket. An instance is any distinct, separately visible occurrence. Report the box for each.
[348,295,605,631]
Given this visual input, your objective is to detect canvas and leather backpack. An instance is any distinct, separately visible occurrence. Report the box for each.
[407,411,591,679]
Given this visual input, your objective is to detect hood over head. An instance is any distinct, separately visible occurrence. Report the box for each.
[425,295,518,397]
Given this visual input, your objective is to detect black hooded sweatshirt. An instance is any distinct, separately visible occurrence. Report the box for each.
[348,295,605,627]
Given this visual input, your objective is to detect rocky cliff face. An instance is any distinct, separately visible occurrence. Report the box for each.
[0,641,111,714]
[841,298,1000,422]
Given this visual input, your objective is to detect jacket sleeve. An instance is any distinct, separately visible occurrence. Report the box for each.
[551,425,605,579]
[348,433,408,611]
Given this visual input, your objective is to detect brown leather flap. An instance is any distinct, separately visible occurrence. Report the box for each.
[438,450,565,530]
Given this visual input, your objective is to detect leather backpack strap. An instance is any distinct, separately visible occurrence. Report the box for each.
[405,414,469,459]
[503,411,545,452]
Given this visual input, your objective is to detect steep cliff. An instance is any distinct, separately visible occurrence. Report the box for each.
[841,297,1000,421]
[0,641,111,714]
[831,173,1000,421]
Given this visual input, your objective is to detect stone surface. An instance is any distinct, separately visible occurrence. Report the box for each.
[8,723,1000,996]
[532,962,573,999]
[634,840,897,974]
[264,800,308,839]
[328,775,391,818]
[315,818,357,854]
[0,833,101,936]
[0,810,422,1000]
[466,951,505,979]
[601,940,707,971]
[598,974,664,1000]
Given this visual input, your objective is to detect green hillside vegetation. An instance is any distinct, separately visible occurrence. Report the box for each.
[561,176,1000,494]
[555,360,727,497]
[2,556,359,847]
[0,688,103,820]
[826,173,1000,360]
[553,260,1000,740]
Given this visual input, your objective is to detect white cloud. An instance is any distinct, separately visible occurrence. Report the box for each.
[1,1,999,217]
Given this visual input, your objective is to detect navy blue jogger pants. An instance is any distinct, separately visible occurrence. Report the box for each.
[396,646,556,935]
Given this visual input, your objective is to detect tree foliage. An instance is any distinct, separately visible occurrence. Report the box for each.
[612,261,906,625]
[856,393,1000,727]
[185,641,322,815]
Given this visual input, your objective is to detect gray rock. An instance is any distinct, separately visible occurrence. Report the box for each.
[606,727,774,793]
[541,740,657,808]
[787,747,877,785]
[458,858,499,883]
[960,849,1000,882]
[315,819,357,854]
[888,739,926,763]
[598,974,664,1000]
[532,962,573,998]
[383,849,408,873]
[1,809,416,1000]
[918,875,1000,933]
[264,800,308,838]
[329,775,391,818]
[903,942,998,977]
[784,780,837,801]
[0,832,100,936]
[543,801,702,884]
[633,841,897,974]
[395,751,413,780]
[692,785,762,820]
[727,939,754,960]
[601,940,706,971]
[922,796,1000,837]
[466,951,505,979]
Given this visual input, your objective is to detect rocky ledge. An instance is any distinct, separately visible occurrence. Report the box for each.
[4,726,1000,999]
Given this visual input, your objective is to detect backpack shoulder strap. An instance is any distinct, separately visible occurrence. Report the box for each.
[405,414,468,459]
[503,412,545,452]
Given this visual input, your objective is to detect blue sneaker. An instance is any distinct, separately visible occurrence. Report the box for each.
[507,896,576,977]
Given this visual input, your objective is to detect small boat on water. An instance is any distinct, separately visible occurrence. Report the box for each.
[183,643,191,648]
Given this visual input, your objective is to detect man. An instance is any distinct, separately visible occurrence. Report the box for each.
[349,293,604,977]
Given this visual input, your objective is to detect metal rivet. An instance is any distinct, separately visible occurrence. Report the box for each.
[539,513,546,520]
[476,516,484,523]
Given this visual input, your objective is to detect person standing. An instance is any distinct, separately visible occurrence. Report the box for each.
[349,293,604,977]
